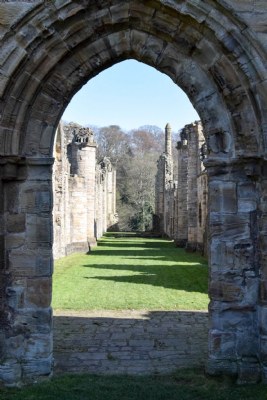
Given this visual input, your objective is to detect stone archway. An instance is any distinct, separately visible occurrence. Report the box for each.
[0,0,267,385]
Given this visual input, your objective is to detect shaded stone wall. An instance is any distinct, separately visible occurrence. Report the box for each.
[53,124,117,259]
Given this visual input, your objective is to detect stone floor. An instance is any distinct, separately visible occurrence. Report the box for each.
[53,310,209,375]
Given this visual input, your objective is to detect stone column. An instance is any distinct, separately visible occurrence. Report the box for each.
[85,144,97,246]
[259,162,267,382]
[206,158,261,384]
[186,124,199,251]
[165,123,172,157]
[69,141,97,249]
[197,172,208,253]
[0,157,53,386]
[154,156,165,234]
[102,171,107,234]
[175,131,188,247]
[112,169,116,217]
[53,124,71,259]
[69,176,88,252]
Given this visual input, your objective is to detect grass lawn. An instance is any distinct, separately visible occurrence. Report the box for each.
[53,233,209,310]
[1,369,266,400]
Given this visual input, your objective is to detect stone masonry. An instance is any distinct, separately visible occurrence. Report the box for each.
[155,122,208,253]
[1,0,267,386]
[53,310,208,375]
[53,123,117,259]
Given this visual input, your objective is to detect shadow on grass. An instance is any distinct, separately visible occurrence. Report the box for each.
[83,263,208,293]
[83,237,208,294]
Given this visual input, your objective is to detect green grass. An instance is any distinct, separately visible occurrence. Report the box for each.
[1,369,266,400]
[53,233,209,310]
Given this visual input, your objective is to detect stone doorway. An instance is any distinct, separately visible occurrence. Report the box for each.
[0,0,267,385]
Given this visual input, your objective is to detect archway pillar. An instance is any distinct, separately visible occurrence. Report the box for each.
[0,156,54,386]
[259,162,267,382]
[206,157,262,383]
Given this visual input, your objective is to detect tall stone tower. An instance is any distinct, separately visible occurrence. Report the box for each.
[154,123,174,236]
[165,122,172,157]
[175,127,188,247]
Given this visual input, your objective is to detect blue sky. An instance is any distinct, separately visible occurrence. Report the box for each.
[62,59,199,132]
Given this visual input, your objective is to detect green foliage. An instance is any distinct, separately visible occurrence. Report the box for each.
[53,234,209,311]
[1,369,267,400]
[94,124,165,231]
[129,202,154,231]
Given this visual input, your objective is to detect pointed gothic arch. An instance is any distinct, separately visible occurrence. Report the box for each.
[0,0,267,385]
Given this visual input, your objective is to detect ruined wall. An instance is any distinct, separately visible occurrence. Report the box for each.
[53,123,117,259]
[95,158,117,239]
[155,121,208,253]
[154,123,174,237]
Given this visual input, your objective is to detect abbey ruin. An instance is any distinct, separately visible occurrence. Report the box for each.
[1,0,267,387]
[155,122,208,254]
[53,123,117,259]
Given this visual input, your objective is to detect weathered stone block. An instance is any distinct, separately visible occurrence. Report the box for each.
[238,182,257,199]
[238,199,257,212]
[6,285,24,309]
[0,235,5,269]
[206,358,238,377]
[26,278,51,308]
[22,357,52,379]
[260,307,267,336]
[14,308,52,335]
[240,280,258,308]
[0,360,22,387]
[261,336,267,360]
[236,332,259,358]
[26,215,52,250]
[4,183,19,213]
[6,335,25,359]
[237,360,261,384]
[209,213,250,241]
[25,334,52,359]
[209,330,236,358]
[5,234,25,250]
[260,280,267,303]
[21,188,52,214]
[210,309,257,333]
[8,252,36,276]
[6,214,25,233]
[209,278,243,302]
[209,181,237,213]
[26,164,53,183]
[36,256,53,277]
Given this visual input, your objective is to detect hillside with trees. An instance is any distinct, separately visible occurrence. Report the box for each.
[93,124,165,231]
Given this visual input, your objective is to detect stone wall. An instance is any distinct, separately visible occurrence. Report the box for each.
[53,123,117,259]
[155,122,208,253]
